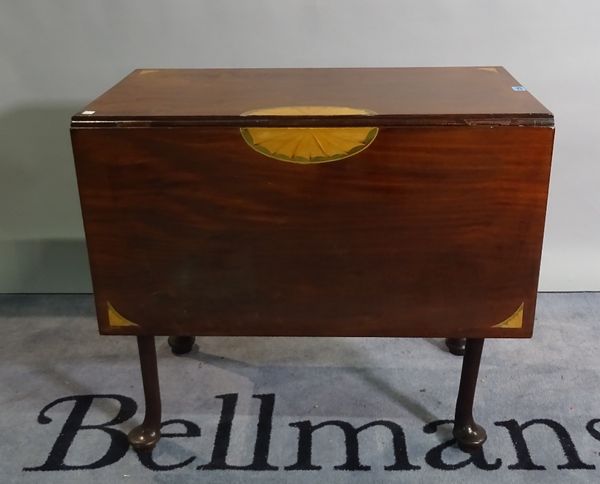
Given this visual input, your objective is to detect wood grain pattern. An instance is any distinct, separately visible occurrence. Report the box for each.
[71,124,554,338]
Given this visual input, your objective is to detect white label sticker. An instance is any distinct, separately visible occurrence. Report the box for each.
[512,86,527,92]
[81,110,96,115]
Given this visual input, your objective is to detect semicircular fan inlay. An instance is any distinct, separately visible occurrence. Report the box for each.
[240,106,378,164]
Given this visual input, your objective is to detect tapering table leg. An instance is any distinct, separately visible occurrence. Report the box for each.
[453,338,487,451]
[168,335,196,355]
[128,335,161,451]
[445,337,466,355]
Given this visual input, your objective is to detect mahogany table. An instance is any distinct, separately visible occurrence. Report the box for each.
[70,67,554,452]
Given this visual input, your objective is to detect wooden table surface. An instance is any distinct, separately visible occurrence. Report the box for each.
[73,67,552,127]
[72,67,554,339]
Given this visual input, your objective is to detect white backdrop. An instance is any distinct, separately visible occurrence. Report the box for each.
[0,0,598,292]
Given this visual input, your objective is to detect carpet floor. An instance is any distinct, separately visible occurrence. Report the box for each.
[1,293,599,483]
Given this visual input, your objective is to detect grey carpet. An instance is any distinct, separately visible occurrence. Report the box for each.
[1,293,599,483]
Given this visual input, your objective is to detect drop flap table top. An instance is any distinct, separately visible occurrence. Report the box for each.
[71,67,554,339]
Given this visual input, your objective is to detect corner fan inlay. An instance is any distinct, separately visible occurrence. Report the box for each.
[492,303,524,329]
[107,302,139,328]
[240,106,378,164]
